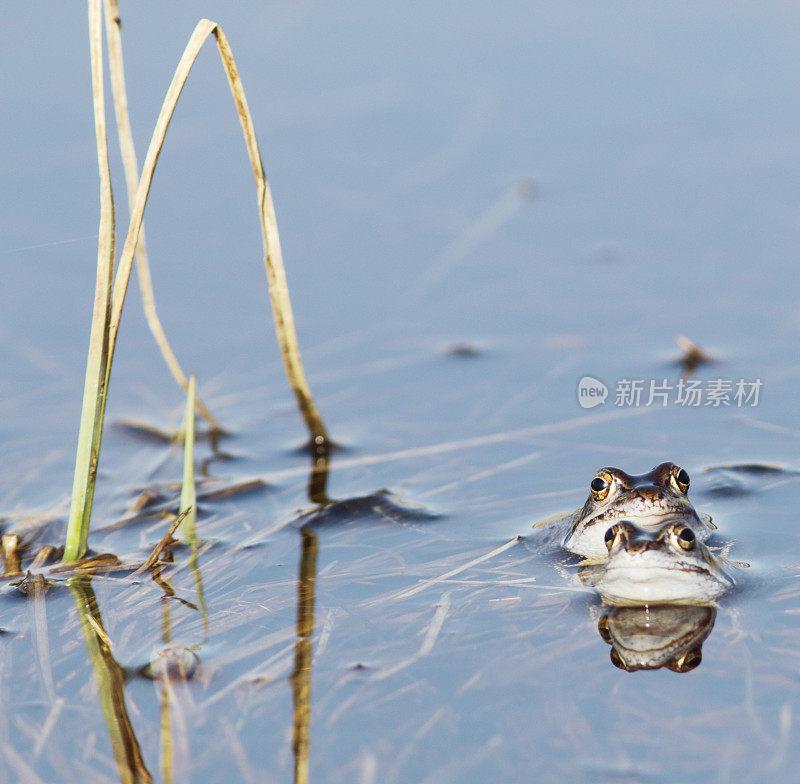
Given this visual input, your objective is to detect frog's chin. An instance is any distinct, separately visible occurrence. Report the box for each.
[563,537,608,560]
[595,563,731,606]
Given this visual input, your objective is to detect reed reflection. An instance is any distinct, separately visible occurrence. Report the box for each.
[306,440,332,507]
[289,441,331,784]
[291,526,318,784]
[148,563,201,784]
[69,576,152,784]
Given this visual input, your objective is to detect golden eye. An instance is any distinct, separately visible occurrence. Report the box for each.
[674,526,696,551]
[590,472,613,500]
[671,466,691,494]
[604,523,630,552]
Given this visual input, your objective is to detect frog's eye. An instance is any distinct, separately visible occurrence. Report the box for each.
[604,523,627,552]
[590,472,613,500]
[674,526,696,551]
[671,466,691,494]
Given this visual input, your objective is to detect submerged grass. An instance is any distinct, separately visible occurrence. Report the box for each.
[179,376,197,540]
[65,1,330,561]
[179,374,209,630]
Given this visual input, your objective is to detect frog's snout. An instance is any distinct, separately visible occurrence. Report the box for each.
[603,521,659,554]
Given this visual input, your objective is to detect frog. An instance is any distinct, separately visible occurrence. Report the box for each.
[561,462,715,560]
[580,520,736,605]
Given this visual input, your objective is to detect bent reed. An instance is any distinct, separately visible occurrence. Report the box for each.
[65,0,329,560]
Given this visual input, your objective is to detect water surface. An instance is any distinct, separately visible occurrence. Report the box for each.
[3,2,800,782]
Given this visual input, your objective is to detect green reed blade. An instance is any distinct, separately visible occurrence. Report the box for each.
[64,0,116,563]
[179,375,197,540]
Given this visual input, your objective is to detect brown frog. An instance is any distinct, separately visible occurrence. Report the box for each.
[561,462,715,560]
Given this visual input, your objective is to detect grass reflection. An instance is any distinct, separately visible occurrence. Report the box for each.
[153,567,196,784]
[291,527,318,784]
[69,576,152,784]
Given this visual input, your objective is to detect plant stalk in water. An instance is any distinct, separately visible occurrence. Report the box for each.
[65,1,330,561]
[179,375,197,539]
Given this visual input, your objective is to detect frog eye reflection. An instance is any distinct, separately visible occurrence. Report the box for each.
[668,647,703,673]
[671,466,691,494]
[597,615,612,644]
[609,648,631,671]
[590,473,613,500]
[675,526,696,551]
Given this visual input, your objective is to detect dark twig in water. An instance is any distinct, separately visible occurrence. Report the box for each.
[133,508,192,576]
[2,535,22,576]
[676,335,714,377]
[30,545,63,569]
[47,552,123,575]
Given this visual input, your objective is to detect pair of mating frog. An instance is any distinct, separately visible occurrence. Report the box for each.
[552,462,736,605]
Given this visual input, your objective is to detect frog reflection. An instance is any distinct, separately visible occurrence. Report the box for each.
[597,603,716,673]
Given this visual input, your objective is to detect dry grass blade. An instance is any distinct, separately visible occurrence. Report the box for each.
[134,509,192,576]
[64,0,116,562]
[105,18,329,449]
[101,0,220,431]
[387,537,522,601]
[2,534,22,576]
[370,592,450,680]
[179,375,197,539]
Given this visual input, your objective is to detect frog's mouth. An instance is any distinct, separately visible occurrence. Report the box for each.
[586,506,699,530]
[596,559,732,605]
[598,541,733,595]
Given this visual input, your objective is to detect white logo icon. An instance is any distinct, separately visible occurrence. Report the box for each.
[577,376,608,409]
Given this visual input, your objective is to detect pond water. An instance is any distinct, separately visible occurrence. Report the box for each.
[3,2,800,782]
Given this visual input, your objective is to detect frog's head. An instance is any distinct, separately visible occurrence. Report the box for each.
[589,520,734,605]
[563,462,707,559]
